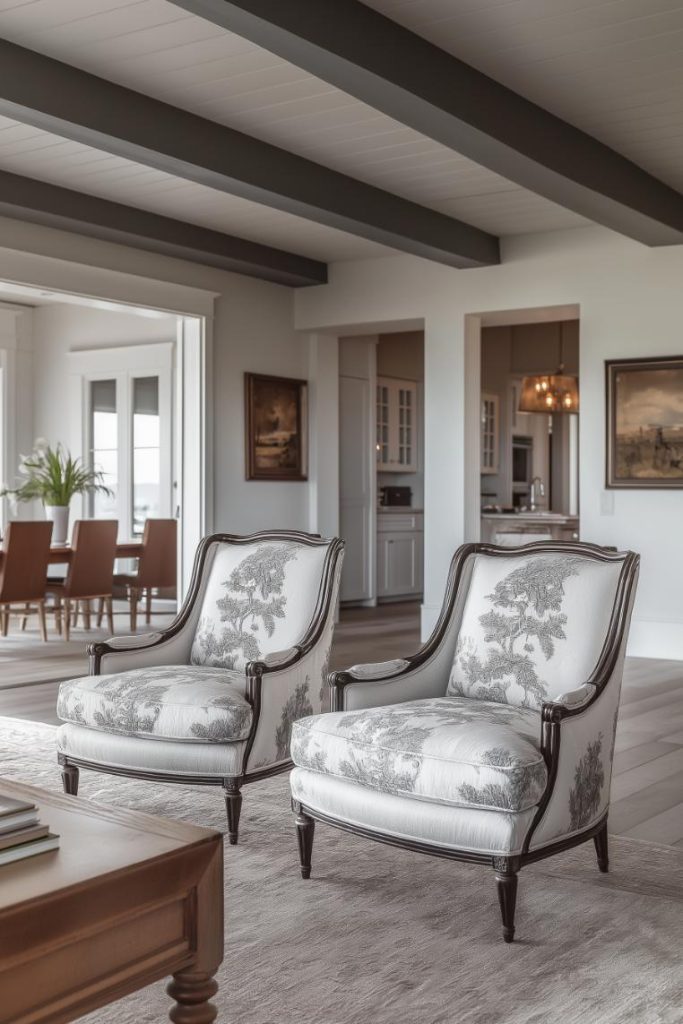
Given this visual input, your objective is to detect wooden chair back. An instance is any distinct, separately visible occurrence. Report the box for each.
[0,521,53,603]
[64,520,118,599]
[135,518,177,590]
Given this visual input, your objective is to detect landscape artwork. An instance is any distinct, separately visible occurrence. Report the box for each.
[606,357,683,488]
[245,373,307,481]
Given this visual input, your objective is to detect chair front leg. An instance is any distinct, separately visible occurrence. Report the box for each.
[37,600,48,642]
[223,779,242,845]
[594,821,609,873]
[60,759,79,795]
[294,802,315,879]
[493,856,520,943]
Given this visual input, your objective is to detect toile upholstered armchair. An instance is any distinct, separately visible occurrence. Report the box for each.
[56,530,344,844]
[290,541,639,941]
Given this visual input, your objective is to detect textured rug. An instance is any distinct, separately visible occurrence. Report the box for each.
[1,717,681,1024]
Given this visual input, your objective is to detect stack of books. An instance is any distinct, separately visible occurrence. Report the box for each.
[0,794,59,866]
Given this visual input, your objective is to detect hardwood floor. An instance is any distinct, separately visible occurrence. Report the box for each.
[0,601,681,847]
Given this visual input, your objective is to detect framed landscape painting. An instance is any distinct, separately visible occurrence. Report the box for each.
[606,356,683,488]
[245,373,308,481]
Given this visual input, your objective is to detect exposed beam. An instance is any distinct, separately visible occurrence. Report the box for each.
[0,169,327,287]
[0,40,499,270]
[169,0,683,247]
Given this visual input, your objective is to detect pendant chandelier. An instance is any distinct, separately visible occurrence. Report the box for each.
[518,323,579,414]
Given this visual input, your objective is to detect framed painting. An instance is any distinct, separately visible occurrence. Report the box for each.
[245,373,308,481]
[606,356,683,488]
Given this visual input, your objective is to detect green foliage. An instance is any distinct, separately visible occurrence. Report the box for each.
[1,439,112,507]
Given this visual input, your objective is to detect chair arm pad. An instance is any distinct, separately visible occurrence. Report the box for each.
[545,683,596,713]
[346,659,410,681]
[90,631,164,654]
[263,647,299,668]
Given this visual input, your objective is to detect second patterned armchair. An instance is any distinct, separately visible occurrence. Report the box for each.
[56,530,344,844]
[290,541,639,941]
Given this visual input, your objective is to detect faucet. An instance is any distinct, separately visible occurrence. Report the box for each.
[529,476,545,511]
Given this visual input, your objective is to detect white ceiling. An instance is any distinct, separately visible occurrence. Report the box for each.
[0,0,680,264]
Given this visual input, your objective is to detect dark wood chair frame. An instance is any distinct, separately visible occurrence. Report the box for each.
[292,540,640,942]
[58,529,344,845]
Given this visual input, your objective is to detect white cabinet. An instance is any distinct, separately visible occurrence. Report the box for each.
[376,377,418,472]
[481,392,499,474]
[377,512,423,599]
[339,375,374,603]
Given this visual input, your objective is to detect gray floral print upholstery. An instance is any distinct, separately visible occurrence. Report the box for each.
[191,541,330,671]
[57,665,253,744]
[291,698,547,812]
[448,553,622,710]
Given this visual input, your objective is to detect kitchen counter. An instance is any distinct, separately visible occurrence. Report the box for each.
[481,512,579,544]
[378,507,423,513]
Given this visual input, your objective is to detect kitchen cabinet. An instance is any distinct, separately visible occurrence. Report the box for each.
[481,392,499,474]
[377,511,423,599]
[376,377,418,472]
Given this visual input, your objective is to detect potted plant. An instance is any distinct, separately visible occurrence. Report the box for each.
[1,440,112,544]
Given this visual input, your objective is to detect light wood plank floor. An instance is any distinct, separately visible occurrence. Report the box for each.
[1,602,681,848]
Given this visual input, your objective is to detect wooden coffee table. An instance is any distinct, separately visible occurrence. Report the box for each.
[0,780,223,1024]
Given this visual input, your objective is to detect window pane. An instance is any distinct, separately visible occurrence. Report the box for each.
[90,379,117,518]
[133,376,161,536]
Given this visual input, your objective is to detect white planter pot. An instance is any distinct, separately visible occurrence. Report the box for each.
[45,505,70,546]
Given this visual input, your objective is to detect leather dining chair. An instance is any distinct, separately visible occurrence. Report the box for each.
[0,521,53,641]
[49,520,118,641]
[112,518,177,631]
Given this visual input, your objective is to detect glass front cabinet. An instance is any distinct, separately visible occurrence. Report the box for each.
[481,392,500,475]
[376,376,418,472]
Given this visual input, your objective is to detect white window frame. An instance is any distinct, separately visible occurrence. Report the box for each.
[69,343,173,540]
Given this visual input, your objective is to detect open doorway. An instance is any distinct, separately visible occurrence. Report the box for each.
[464,306,580,545]
[337,330,424,644]
[0,279,207,689]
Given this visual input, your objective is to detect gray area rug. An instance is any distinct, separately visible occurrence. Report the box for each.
[1,717,681,1024]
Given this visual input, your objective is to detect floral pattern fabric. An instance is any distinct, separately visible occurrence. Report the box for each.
[291,697,547,813]
[57,665,253,744]
[448,553,622,710]
[190,541,331,672]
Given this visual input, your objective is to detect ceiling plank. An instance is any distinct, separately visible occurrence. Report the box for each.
[0,169,328,287]
[168,0,683,246]
[0,39,499,270]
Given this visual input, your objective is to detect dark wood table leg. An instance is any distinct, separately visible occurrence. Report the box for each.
[167,970,218,1023]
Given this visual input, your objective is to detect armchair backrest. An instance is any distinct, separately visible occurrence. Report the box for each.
[190,531,341,671]
[444,543,637,711]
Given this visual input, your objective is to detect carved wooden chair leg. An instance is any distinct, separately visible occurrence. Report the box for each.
[493,856,520,943]
[593,821,609,873]
[295,804,315,879]
[223,780,242,845]
[60,760,79,796]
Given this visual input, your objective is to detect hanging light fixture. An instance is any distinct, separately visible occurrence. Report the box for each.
[518,322,579,414]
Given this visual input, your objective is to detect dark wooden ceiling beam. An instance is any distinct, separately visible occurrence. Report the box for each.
[0,39,499,270]
[169,0,683,246]
[0,169,328,287]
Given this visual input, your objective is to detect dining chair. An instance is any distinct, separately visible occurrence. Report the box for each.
[49,520,118,641]
[0,521,53,641]
[111,518,177,630]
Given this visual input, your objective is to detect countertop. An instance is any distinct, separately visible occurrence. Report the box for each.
[378,507,423,513]
[481,511,578,523]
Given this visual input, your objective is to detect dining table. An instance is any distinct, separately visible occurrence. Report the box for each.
[0,541,143,569]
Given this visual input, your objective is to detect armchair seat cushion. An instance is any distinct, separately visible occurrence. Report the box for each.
[57,665,253,744]
[291,697,547,813]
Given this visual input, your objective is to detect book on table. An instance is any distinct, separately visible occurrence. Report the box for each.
[0,793,59,865]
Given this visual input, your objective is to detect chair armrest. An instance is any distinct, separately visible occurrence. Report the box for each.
[542,683,596,717]
[89,632,164,655]
[346,659,410,681]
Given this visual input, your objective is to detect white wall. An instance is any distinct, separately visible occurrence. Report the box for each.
[295,226,683,659]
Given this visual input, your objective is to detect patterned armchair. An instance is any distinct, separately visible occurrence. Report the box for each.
[290,542,639,941]
[56,531,344,845]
